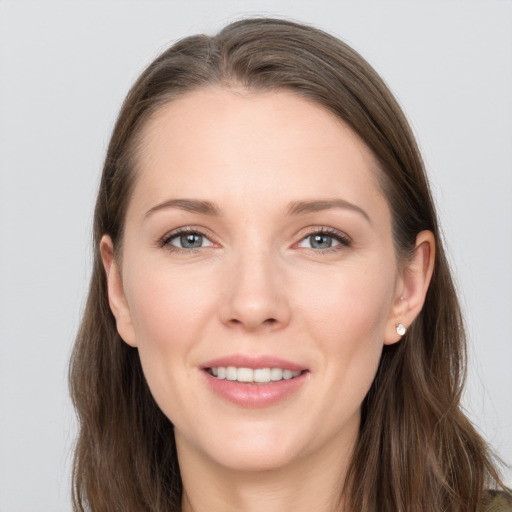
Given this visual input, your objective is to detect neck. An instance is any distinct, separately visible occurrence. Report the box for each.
[178,429,356,512]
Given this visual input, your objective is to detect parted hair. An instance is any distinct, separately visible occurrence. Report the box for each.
[69,17,505,512]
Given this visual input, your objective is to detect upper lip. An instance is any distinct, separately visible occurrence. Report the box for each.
[201,354,306,372]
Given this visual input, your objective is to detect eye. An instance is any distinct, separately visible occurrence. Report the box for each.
[297,229,351,250]
[160,229,214,251]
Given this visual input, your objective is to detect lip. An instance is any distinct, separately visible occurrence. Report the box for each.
[201,355,309,408]
[201,355,305,372]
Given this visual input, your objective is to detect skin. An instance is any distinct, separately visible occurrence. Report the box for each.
[101,87,435,512]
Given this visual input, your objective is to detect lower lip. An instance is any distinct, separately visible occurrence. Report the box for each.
[203,371,308,408]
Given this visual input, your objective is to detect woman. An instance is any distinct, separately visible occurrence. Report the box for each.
[69,17,510,512]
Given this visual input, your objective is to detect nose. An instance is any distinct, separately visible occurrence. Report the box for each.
[218,249,292,333]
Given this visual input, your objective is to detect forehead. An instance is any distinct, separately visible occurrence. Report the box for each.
[129,87,386,217]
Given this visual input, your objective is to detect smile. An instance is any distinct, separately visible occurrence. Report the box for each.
[201,356,308,406]
[207,367,302,383]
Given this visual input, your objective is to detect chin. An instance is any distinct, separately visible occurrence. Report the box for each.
[210,442,301,473]
[177,419,310,473]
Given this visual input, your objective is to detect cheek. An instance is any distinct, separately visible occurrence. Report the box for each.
[123,271,217,435]
[126,263,214,346]
[297,259,396,398]
[123,264,218,410]
[298,259,396,344]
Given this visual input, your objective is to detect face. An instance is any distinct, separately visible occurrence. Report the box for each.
[104,88,412,473]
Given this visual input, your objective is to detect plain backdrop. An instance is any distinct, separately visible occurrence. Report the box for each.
[0,1,511,511]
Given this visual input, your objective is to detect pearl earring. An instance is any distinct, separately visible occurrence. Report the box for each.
[396,323,407,336]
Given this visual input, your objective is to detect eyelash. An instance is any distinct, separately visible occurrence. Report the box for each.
[158,227,352,254]
[297,227,352,252]
[158,227,216,252]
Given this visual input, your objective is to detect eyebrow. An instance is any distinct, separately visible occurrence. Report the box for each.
[145,199,221,217]
[145,197,370,223]
[286,199,371,223]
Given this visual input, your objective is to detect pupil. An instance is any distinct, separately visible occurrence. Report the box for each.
[181,233,202,248]
[311,234,332,249]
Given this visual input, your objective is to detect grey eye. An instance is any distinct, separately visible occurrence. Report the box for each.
[179,233,204,248]
[310,234,334,249]
[167,231,213,249]
[298,233,340,250]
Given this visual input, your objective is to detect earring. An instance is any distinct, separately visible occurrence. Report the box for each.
[396,323,407,336]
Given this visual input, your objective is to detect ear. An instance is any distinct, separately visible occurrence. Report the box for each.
[100,235,137,347]
[384,230,435,345]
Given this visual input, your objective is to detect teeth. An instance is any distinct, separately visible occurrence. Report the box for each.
[254,368,270,383]
[237,367,253,382]
[226,366,237,381]
[270,368,283,381]
[209,366,301,383]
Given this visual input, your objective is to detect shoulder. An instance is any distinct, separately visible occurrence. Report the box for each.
[482,490,512,512]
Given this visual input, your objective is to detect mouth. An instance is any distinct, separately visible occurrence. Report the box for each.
[201,356,309,406]
[205,366,304,384]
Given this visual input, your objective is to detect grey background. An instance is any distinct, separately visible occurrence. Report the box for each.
[0,1,510,510]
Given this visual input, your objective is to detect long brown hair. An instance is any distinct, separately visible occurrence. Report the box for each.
[69,17,505,511]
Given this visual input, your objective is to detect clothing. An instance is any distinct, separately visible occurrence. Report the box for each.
[483,490,512,511]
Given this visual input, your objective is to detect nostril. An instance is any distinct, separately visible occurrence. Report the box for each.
[228,317,278,328]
